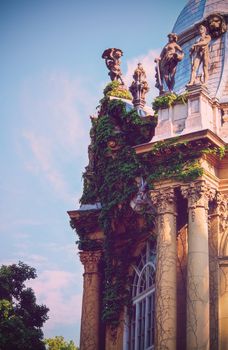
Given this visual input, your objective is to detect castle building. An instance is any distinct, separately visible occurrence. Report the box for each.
[68,1,228,349]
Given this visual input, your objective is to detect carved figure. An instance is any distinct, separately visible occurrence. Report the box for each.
[155,33,184,94]
[102,48,124,84]
[207,13,227,38]
[129,63,149,107]
[188,25,211,86]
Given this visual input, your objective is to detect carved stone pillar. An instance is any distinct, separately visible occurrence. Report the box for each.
[151,187,177,350]
[181,180,216,350]
[79,250,102,350]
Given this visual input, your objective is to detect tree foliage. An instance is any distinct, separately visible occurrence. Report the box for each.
[0,261,49,350]
[45,336,79,350]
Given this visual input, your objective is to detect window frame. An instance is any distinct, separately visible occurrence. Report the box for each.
[126,242,156,350]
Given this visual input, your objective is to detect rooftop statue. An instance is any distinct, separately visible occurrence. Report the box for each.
[129,63,149,108]
[155,33,184,94]
[102,48,124,84]
[187,24,211,86]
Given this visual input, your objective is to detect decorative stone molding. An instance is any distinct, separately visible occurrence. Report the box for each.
[181,180,216,221]
[80,250,102,274]
[216,192,228,233]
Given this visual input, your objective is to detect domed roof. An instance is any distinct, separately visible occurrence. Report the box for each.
[171,0,228,101]
[173,0,228,35]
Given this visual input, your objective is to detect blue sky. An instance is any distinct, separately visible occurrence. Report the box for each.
[0,0,186,345]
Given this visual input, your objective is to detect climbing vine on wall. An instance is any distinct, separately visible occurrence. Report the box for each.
[73,83,225,329]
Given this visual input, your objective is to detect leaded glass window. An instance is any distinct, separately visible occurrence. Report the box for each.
[127,241,156,350]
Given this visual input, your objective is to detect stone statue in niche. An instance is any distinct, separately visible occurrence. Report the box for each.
[102,48,124,84]
[155,33,184,94]
[187,25,211,86]
[129,63,149,108]
[207,13,227,39]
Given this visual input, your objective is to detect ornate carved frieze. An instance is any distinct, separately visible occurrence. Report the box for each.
[80,250,102,274]
[216,192,228,233]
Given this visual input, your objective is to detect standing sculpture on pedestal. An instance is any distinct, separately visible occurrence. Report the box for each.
[102,48,124,84]
[155,33,184,94]
[129,63,149,108]
[187,25,211,86]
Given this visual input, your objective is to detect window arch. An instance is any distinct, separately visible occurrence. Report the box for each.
[127,241,156,350]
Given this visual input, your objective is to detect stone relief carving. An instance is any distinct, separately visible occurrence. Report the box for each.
[187,25,211,86]
[102,48,124,84]
[129,63,149,108]
[206,13,227,39]
[216,193,228,257]
[155,33,184,94]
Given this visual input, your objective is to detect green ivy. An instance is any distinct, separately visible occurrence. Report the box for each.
[103,81,132,100]
[152,92,188,114]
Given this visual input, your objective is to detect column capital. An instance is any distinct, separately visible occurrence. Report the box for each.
[181,180,216,210]
[150,187,176,215]
[79,250,102,274]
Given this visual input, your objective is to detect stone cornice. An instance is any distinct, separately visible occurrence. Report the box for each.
[134,129,226,155]
[68,209,101,235]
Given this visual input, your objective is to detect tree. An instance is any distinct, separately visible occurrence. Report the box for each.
[45,336,79,350]
[0,261,49,350]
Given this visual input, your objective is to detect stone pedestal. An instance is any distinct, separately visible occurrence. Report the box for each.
[151,187,177,350]
[185,84,214,134]
[181,181,216,350]
[79,250,102,350]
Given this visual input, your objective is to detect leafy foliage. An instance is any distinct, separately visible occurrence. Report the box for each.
[152,92,188,114]
[45,336,79,350]
[0,262,49,350]
[103,81,132,100]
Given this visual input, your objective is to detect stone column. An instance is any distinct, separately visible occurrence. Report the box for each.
[151,187,177,350]
[79,250,102,350]
[181,180,216,350]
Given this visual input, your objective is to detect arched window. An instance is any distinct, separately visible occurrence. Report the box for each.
[127,241,156,350]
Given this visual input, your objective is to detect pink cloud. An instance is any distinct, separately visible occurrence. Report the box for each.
[20,72,98,204]
[29,269,82,329]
